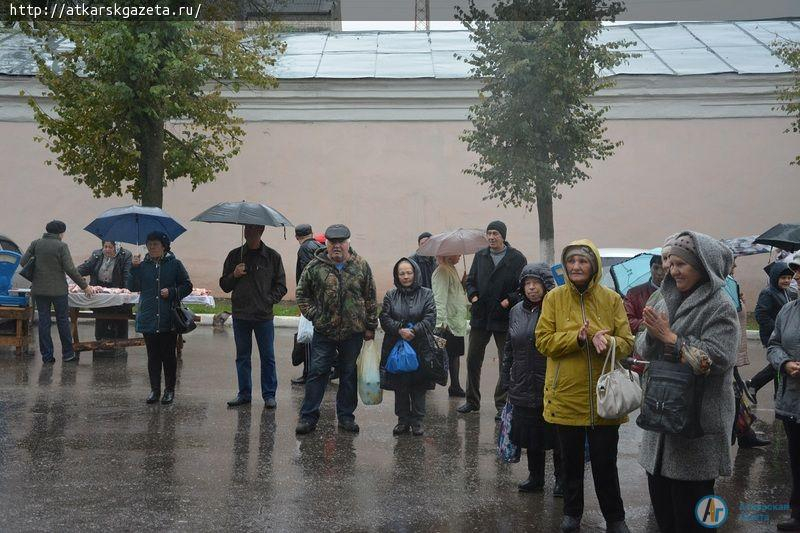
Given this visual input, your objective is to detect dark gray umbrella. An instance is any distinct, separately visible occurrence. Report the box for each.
[192,201,294,259]
[753,223,800,253]
[191,201,293,229]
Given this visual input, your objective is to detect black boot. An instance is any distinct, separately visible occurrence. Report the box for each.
[737,429,771,448]
[161,390,174,404]
[561,515,581,532]
[518,475,544,493]
[146,390,160,404]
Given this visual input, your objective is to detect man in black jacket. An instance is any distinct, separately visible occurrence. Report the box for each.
[292,224,324,385]
[220,224,288,408]
[457,221,527,419]
[410,231,436,289]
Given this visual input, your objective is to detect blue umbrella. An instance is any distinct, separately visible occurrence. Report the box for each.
[610,248,741,311]
[84,205,186,245]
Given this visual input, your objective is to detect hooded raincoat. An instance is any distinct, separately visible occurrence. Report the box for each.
[755,262,797,347]
[535,239,634,427]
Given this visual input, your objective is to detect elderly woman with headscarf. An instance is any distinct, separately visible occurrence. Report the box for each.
[636,232,739,533]
[432,254,470,397]
[535,240,634,533]
[128,231,192,405]
[379,257,437,436]
[501,262,562,495]
[78,240,133,346]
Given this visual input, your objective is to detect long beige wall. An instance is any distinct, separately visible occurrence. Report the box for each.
[2,118,797,305]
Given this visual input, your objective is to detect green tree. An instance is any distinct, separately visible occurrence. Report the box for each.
[457,1,629,263]
[775,39,800,166]
[20,17,284,207]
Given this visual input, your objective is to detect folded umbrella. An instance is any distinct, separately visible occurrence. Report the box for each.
[415,228,487,257]
[754,223,800,253]
[84,205,186,245]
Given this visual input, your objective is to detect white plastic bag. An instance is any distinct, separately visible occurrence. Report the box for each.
[297,314,314,344]
[357,340,383,405]
[596,337,642,419]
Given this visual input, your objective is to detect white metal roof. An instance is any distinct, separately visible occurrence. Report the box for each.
[0,20,798,79]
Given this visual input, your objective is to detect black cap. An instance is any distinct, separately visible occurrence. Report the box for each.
[46,220,66,234]
[324,224,351,240]
[295,224,313,237]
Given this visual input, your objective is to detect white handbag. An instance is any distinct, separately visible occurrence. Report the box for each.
[297,314,314,344]
[596,336,642,419]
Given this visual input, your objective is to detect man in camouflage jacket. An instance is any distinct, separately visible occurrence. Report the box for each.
[295,224,378,435]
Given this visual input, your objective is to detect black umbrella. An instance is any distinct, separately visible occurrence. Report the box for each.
[192,201,294,259]
[754,223,800,253]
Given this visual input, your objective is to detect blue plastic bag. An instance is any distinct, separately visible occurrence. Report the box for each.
[497,402,521,463]
[386,338,419,374]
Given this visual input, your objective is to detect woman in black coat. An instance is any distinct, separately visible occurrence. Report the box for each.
[77,240,134,345]
[501,262,562,495]
[379,258,437,436]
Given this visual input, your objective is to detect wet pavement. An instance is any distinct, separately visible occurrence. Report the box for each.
[0,328,793,532]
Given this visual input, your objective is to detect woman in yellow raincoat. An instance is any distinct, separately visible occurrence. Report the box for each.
[535,239,634,533]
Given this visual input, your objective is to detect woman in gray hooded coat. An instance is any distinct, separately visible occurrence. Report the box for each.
[767,259,800,531]
[636,231,739,533]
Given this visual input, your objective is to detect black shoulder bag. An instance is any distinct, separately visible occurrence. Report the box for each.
[636,338,705,439]
[19,242,36,282]
[171,291,197,334]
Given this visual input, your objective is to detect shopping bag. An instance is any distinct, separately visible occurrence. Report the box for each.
[386,338,419,374]
[297,314,314,344]
[497,402,520,463]
[357,340,382,405]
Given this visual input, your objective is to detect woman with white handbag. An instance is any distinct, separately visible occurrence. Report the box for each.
[535,240,634,533]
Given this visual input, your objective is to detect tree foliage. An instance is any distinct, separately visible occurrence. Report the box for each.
[774,39,800,166]
[456,0,630,261]
[20,15,284,206]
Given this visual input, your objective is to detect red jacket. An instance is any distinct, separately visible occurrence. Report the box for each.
[624,281,658,334]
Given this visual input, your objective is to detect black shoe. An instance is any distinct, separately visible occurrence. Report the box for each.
[738,432,771,448]
[161,390,174,404]
[291,376,307,385]
[745,380,758,405]
[448,388,466,398]
[778,517,800,531]
[338,420,360,433]
[606,520,630,533]
[295,420,317,435]
[456,403,479,414]
[227,396,251,407]
[495,409,502,421]
[264,397,277,409]
[518,476,544,493]
[146,390,160,404]
[42,357,56,364]
[561,515,581,532]
[62,354,78,362]
[411,423,424,436]
[553,479,564,498]
[393,423,410,436]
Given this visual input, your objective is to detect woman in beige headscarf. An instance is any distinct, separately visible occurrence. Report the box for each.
[432,255,470,397]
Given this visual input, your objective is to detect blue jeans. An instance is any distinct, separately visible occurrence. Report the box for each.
[299,332,363,424]
[35,295,74,362]
[233,318,277,401]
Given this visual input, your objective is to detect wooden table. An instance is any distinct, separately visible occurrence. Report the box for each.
[0,305,33,355]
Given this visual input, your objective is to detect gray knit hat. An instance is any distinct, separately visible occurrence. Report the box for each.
[666,233,703,272]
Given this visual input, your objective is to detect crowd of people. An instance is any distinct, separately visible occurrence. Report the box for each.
[18,218,800,532]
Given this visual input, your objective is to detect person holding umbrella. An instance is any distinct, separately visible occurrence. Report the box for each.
[221,224,288,408]
[432,254,469,396]
[128,231,192,404]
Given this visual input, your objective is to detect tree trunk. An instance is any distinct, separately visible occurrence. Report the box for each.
[535,181,555,264]
[138,118,165,208]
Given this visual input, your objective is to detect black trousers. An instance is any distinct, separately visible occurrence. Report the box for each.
[647,473,715,532]
[785,420,800,519]
[394,387,427,425]
[465,328,507,410]
[144,332,177,392]
[556,424,625,522]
